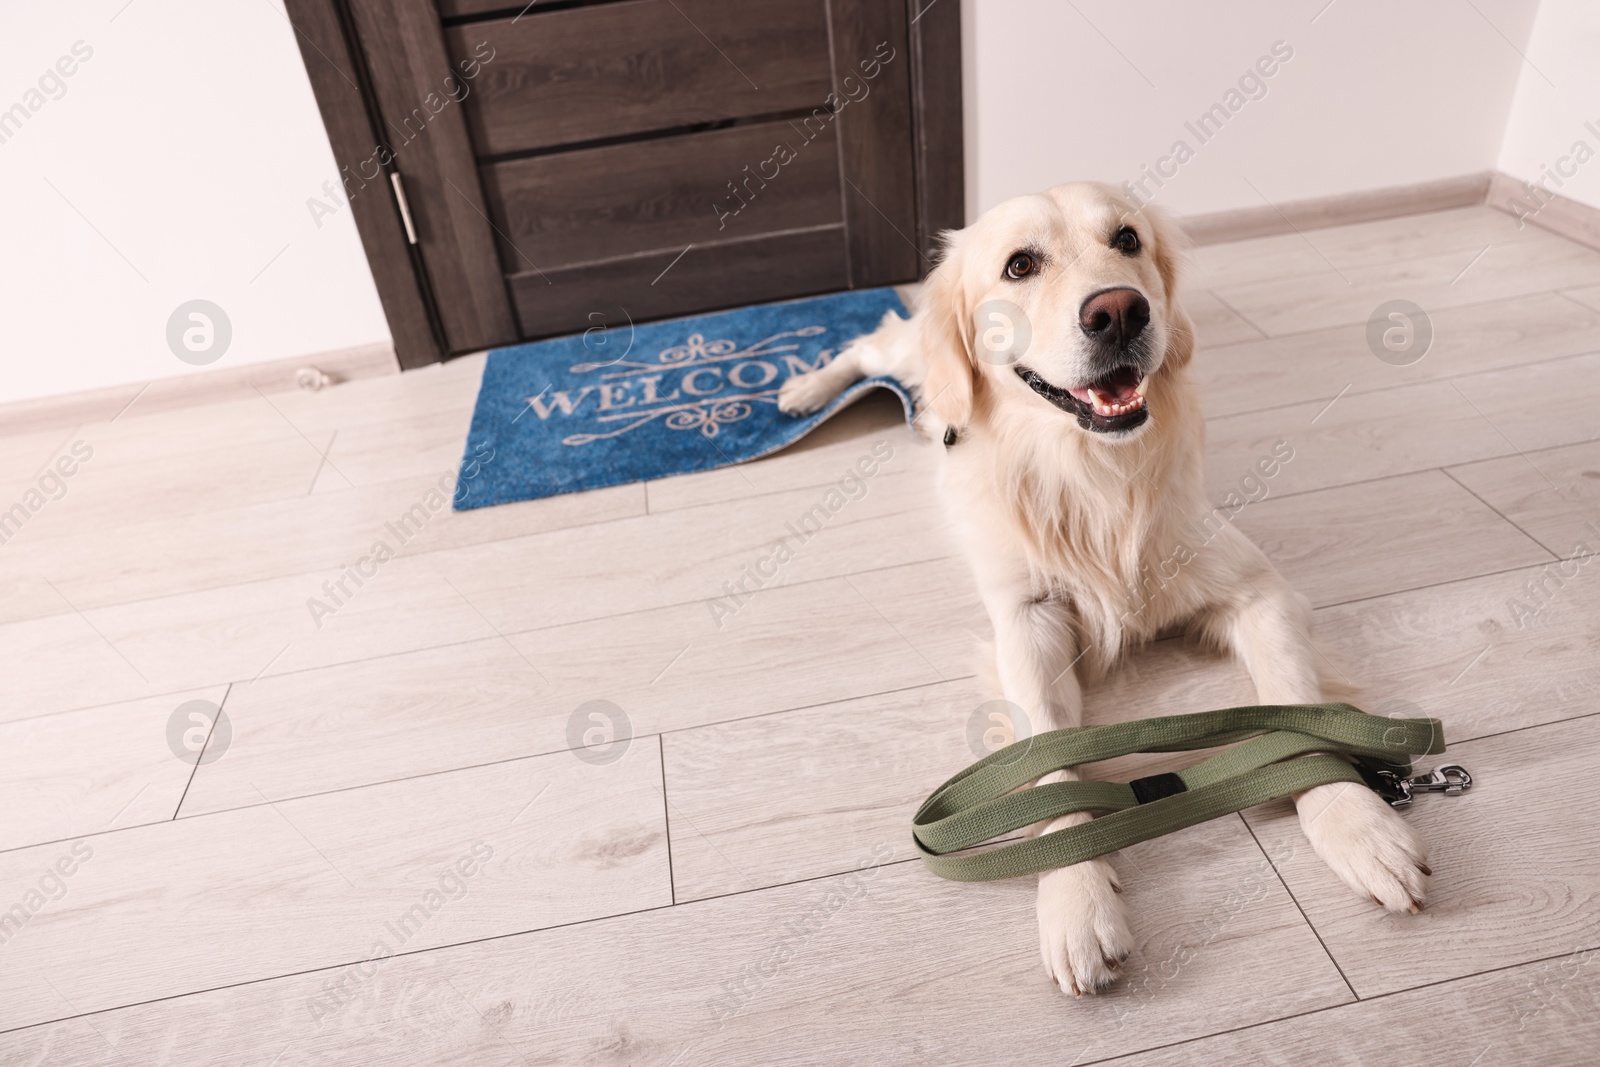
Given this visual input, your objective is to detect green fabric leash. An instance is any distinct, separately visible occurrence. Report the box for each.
[914,702,1459,883]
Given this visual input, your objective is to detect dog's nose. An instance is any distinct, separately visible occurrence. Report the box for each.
[1079,288,1150,348]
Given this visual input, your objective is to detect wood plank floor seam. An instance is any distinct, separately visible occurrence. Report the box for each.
[170,681,231,820]
[0,852,932,1039]
[1307,557,1580,615]
[0,553,968,725]
[1197,342,1600,426]
[1238,812,1360,1003]
[0,466,926,629]
[1437,466,1564,558]
[1201,289,1270,339]
[659,733,677,906]
[1080,943,1600,1066]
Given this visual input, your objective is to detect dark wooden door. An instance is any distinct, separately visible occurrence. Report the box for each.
[285,0,961,367]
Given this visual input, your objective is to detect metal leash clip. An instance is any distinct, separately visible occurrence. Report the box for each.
[1370,764,1472,808]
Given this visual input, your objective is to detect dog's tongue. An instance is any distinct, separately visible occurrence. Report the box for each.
[1068,366,1143,405]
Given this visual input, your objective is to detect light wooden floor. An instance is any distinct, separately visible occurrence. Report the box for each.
[4,206,1600,1065]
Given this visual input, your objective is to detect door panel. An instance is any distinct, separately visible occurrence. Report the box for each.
[480,120,843,269]
[505,225,848,337]
[444,0,834,158]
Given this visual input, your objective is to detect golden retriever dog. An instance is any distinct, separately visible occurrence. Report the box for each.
[778,183,1430,996]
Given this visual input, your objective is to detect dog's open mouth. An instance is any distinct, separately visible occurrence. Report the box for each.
[1015,364,1149,433]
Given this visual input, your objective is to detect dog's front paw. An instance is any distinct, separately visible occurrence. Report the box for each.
[1297,781,1431,913]
[776,371,836,416]
[1037,859,1133,996]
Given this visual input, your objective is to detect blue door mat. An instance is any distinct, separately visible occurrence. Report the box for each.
[453,287,915,509]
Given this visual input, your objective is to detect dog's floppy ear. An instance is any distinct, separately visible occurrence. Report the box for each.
[915,234,976,430]
[1141,204,1195,370]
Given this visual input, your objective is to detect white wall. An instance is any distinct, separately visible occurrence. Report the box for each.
[960,0,1540,222]
[1496,0,1600,214]
[0,0,390,405]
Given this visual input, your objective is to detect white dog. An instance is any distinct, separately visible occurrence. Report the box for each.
[779,183,1430,996]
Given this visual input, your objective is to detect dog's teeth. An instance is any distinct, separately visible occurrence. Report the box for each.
[1134,376,1149,397]
[1088,389,1142,417]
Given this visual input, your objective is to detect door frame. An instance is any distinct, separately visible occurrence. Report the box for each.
[283,0,964,369]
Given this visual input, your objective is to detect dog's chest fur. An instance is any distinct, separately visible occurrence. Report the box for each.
[945,370,1212,677]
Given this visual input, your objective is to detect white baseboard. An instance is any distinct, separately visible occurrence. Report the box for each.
[1177,169,1600,254]
[0,342,398,440]
[1176,173,1493,246]
[1485,171,1600,253]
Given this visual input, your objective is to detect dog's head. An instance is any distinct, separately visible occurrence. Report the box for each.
[918,182,1192,441]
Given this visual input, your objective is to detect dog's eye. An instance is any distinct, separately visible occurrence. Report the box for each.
[1113,226,1141,255]
[1004,252,1036,280]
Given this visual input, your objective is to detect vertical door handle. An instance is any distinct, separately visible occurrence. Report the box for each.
[390,172,419,245]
